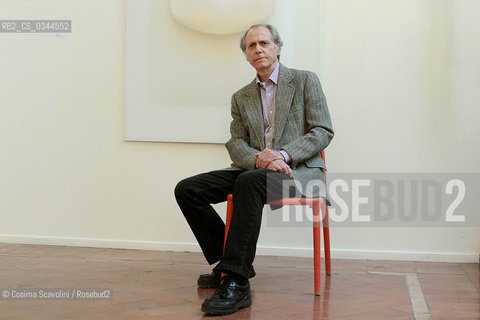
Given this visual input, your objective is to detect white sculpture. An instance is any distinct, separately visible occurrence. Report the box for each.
[170,0,275,35]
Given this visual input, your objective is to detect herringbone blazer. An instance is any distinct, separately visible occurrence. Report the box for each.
[225,64,334,198]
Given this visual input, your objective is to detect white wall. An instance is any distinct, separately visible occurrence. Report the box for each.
[0,0,478,262]
[319,0,480,262]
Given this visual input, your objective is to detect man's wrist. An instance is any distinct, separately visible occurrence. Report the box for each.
[279,150,291,164]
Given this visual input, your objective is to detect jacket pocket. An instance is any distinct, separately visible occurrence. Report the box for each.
[288,104,301,114]
[305,156,326,169]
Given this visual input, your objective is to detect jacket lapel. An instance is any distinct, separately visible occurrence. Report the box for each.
[242,80,266,150]
[274,64,295,145]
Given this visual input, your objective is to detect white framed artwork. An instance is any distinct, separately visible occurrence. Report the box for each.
[124,0,322,143]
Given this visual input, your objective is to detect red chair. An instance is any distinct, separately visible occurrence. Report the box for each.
[224,150,331,296]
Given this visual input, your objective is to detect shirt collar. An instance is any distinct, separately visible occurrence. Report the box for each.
[256,62,280,86]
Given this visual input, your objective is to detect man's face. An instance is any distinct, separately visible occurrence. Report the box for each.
[244,26,281,72]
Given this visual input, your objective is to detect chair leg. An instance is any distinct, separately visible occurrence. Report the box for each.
[312,199,322,296]
[224,194,233,253]
[322,201,331,276]
[221,194,234,279]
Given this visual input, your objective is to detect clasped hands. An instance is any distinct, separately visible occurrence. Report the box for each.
[255,148,292,177]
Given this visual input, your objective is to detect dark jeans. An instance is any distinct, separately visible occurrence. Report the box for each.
[174,168,296,279]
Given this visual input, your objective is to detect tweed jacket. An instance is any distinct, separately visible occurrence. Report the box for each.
[225,64,334,198]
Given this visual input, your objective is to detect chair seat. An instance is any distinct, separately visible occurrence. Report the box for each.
[267,197,321,207]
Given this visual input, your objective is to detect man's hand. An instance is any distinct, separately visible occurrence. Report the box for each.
[255,148,283,169]
[267,159,293,177]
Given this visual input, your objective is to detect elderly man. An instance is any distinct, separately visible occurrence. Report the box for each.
[175,24,333,315]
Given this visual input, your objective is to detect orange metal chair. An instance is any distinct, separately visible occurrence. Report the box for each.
[223,150,331,296]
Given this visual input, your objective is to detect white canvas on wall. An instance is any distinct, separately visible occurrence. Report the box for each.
[124,0,323,143]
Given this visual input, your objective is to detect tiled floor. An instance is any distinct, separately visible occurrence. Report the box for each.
[0,243,478,319]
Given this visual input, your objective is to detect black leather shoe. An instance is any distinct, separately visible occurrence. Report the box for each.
[201,277,251,315]
[197,271,221,288]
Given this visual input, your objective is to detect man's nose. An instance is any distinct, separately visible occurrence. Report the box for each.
[255,44,262,53]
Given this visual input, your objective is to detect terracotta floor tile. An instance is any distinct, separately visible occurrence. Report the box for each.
[419,273,476,292]
[254,255,314,270]
[461,263,480,274]
[331,259,368,273]
[466,272,480,290]
[390,260,417,273]
[428,301,480,313]
[415,261,464,274]
[367,259,394,273]
[430,311,480,320]
[1,242,478,319]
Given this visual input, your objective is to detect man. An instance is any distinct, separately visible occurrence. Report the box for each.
[175,24,333,315]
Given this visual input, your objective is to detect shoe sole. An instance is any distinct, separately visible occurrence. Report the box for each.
[201,294,252,315]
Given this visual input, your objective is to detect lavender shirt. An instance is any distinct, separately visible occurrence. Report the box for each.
[256,63,291,163]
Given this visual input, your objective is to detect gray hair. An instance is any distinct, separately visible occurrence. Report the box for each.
[240,24,283,55]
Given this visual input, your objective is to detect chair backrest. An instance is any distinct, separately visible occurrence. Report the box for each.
[320,150,327,185]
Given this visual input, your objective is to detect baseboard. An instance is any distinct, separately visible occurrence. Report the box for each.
[0,234,201,253]
[255,246,476,263]
[0,234,477,263]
